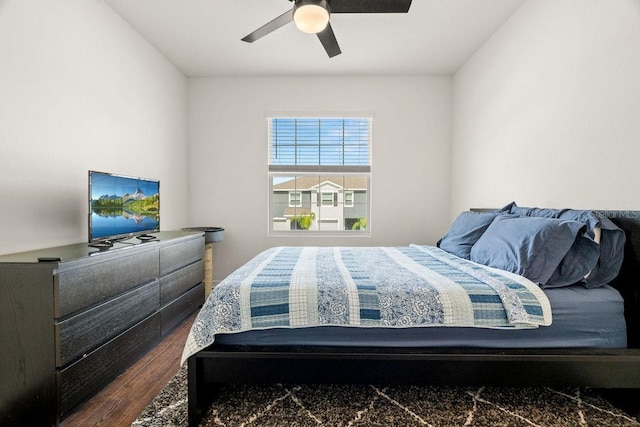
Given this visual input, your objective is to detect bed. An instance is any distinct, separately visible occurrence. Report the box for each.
[183,208,640,426]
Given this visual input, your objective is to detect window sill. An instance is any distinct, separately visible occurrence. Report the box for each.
[268,231,371,238]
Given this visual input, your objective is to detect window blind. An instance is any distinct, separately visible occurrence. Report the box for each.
[269,118,371,172]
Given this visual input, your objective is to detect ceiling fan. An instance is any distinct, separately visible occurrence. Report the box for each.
[241,0,413,58]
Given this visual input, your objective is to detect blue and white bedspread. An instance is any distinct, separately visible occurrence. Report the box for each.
[181,245,551,363]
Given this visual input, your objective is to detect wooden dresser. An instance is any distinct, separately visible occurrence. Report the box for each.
[0,231,205,426]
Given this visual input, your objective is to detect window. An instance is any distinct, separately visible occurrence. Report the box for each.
[269,117,371,234]
[344,191,354,207]
[289,191,302,207]
[320,192,335,207]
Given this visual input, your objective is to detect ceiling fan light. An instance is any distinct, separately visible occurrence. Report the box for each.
[293,2,330,34]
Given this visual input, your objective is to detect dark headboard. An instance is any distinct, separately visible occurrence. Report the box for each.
[603,211,640,348]
[470,209,640,348]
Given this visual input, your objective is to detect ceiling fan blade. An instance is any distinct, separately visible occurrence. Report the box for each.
[317,22,341,58]
[241,9,293,43]
[328,0,412,14]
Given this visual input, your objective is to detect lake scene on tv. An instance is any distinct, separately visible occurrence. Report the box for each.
[90,172,159,240]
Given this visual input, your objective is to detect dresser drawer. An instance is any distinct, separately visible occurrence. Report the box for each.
[159,236,204,276]
[58,312,161,416]
[56,248,159,318]
[55,280,160,367]
[160,260,204,306]
[161,282,204,336]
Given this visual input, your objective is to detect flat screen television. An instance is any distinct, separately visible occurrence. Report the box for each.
[88,170,160,245]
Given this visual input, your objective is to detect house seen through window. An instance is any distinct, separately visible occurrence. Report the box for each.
[268,117,371,234]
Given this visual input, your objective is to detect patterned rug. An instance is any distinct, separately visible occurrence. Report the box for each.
[132,366,639,427]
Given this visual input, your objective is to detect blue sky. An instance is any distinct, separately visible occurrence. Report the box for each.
[91,172,159,199]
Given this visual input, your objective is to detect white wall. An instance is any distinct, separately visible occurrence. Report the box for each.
[188,76,451,280]
[0,1,188,255]
[451,0,640,216]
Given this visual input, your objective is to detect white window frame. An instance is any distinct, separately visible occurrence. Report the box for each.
[268,116,372,237]
[289,191,302,207]
[321,192,334,207]
[344,191,354,208]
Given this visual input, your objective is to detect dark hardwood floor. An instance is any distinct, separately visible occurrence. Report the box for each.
[61,311,197,427]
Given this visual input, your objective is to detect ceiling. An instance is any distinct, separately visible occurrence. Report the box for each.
[105,0,525,77]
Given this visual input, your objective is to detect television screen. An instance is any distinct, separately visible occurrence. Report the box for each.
[89,170,160,243]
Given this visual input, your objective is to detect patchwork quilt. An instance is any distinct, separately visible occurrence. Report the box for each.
[181,245,551,364]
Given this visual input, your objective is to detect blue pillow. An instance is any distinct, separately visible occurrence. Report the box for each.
[437,211,500,259]
[498,201,516,213]
[544,233,600,288]
[508,205,600,239]
[505,203,625,287]
[583,215,626,288]
[470,215,586,286]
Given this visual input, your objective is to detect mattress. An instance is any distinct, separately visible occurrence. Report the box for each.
[182,245,557,363]
[215,284,627,349]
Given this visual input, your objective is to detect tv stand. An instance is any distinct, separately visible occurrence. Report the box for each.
[0,231,205,426]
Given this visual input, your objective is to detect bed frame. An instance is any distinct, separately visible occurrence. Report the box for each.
[187,211,640,426]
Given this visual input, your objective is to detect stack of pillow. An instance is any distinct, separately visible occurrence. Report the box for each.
[437,202,626,288]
